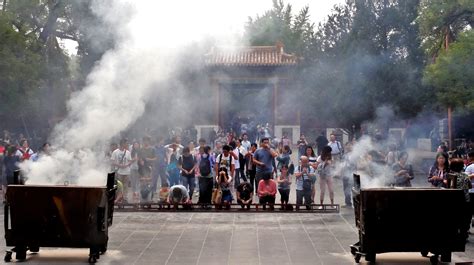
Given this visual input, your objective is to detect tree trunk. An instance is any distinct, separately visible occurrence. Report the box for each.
[39,1,62,43]
[2,0,7,12]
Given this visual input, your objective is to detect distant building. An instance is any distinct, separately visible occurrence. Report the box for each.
[200,42,301,143]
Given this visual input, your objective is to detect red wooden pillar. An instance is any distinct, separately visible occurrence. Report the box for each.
[273,81,278,130]
[212,79,220,127]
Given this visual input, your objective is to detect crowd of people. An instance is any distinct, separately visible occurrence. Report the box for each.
[1,127,474,213]
[103,129,474,213]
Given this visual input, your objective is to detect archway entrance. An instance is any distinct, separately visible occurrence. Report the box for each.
[219,83,273,134]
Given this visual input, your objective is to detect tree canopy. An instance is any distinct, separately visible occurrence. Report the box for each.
[245,0,432,130]
[418,0,474,110]
[418,0,474,58]
[1,0,472,136]
[424,31,474,109]
[0,0,114,130]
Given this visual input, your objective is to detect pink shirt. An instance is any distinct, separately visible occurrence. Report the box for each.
[258,179,277,197]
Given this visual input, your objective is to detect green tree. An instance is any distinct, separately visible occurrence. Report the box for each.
[244,0,430,131]
[244,0,315,57]
[424,31,474,109]
[0,0,114,131]
[419,0,473,109]
[305,0,429,129]
[0,14,42,117]
[418,0,474,58]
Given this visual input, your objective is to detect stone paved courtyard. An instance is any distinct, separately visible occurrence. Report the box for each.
[1,187,474,264]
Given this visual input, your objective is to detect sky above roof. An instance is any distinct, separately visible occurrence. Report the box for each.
[62,0,346,55]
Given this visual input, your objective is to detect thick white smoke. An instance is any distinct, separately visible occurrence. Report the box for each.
[341,105,428,189]
[347,136,396,188]
[20,0,260,185]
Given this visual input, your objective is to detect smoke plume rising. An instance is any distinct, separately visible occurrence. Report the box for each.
[20,0,254,185]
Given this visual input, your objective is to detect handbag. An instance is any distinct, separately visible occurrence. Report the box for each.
[212,186,222,204]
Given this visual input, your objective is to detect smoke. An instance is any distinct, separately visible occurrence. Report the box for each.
[346,136,396,188]
[340,105,433,188]
[20,0,259,185]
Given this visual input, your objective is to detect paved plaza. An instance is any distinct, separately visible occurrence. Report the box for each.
[1,180,474,265]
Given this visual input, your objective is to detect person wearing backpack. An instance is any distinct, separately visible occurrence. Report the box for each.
[295,156,316,210]
[178,147,197,198]
[230,139,247,188]
[328,133,344,162]
[198,146,214,208]
[246,143,258,191]
[214,145,235,180]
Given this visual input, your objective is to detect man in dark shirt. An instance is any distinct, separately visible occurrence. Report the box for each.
[4,145,20,185]
[138,136,156,202]
[139,136,156,179]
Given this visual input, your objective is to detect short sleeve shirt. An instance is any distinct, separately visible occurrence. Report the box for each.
[253,148,273,174]
[465,164,474,193]
[295,165,315,190]
[217,154,235,175]
[168,185,189,203]
[111,149,132,175]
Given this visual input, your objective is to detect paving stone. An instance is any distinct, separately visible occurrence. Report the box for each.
[2,180,474,265]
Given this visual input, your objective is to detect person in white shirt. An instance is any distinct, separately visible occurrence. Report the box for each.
[466,151,474,195]
[214,145,235,179]
[167,185,191,209]
[241,133,251,151]
[233,138,248,187]
[328,133,344,161]
[165,136,184,165]
[111,139,133,202]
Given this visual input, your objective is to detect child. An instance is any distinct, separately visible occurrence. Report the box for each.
[114,180,124,206]
[277,165,292,210]
[159,183,170,203]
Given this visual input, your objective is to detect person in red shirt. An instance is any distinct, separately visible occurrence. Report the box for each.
[258,174,277,210]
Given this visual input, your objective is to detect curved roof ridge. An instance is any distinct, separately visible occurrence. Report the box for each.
[205,43,298,67]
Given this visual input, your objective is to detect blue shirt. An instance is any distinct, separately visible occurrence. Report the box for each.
[155,145,167,167]
[253,148,274,174]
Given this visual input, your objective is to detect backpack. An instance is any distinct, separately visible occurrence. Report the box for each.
[318,162,331,179]
[237,148,245,166]
[199,155,212,176]
[336,141,344,158]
